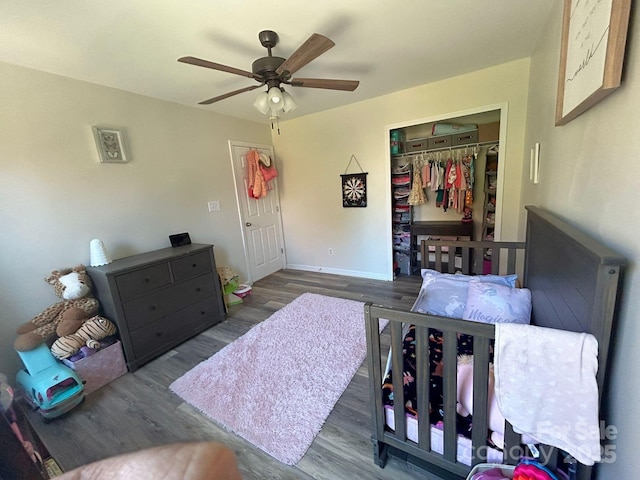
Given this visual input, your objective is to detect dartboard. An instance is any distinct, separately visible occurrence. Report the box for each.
[341,173,367,207]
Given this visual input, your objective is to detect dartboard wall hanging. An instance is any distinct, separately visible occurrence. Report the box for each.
[341,172,367,208]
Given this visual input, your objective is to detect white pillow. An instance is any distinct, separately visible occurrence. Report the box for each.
[413,275,469,318]
[462,280,532,325]
[413,270,519,319]
[419,269,518,287]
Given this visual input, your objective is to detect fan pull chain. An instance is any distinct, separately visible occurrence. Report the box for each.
[270,116,281,135]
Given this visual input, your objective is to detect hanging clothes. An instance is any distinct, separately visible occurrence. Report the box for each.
[421,162,430,188]
[434,157,445,207]
[247,149,268,199]
[460,151,476,220]
[258,152,278,186]
[422,149,476,216]
[408,164,426,205]
[412,148,477,218]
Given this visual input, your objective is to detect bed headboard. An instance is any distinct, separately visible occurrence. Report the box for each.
[524,206,626,391]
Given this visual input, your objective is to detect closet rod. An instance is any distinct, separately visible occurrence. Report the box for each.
[391,140,499,159]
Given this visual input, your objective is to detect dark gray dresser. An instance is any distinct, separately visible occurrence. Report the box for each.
[87,244,225,371]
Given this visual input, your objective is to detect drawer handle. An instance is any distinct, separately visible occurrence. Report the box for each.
[196,287,201,292]
[192,263,197,268]
[148,305,156,311]
[144,278,150,283]
[155,332,162,337]
[200,310,206,315]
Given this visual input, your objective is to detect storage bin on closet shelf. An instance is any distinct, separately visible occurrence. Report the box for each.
[390,129,405,155]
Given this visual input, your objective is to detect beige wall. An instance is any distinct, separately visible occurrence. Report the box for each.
[0,62,270,376]
[273,59,530,279]
[522,3,638,478]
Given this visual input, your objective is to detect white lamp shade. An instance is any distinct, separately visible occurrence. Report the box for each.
[253,92,270,115]
[268,87,284,111]
[282,91,297,113]
[89,239,112,267]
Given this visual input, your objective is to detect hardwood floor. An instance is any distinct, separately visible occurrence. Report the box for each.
[20,269,451,479]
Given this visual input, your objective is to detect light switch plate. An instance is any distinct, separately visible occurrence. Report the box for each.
[208,201,220,212]
[533,143,540,184]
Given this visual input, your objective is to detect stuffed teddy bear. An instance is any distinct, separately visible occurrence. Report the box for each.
[50,315,117,360]
[14,265,99,352]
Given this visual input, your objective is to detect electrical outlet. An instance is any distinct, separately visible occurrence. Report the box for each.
[328,248,334,255]
[208,201,220,212]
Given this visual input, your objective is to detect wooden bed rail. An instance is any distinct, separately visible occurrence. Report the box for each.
[364,304,522,477]
[420,239,526,276]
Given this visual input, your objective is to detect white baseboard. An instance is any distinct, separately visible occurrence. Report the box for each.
[286,263,391,281]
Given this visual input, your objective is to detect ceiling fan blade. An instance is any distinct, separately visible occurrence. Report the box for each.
[198,85,262,105]
[275,33,335,76]
[290,78,359,91]
[179,56,257,79]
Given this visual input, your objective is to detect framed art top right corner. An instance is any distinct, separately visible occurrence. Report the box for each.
[555,0,631,126]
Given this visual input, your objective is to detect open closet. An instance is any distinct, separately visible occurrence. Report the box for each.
[390,109,502,278]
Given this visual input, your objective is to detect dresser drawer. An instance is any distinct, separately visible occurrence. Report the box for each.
[123,272,216,331]
[171,250,213,282]
[129,297,221,359]
[116,263,171,302]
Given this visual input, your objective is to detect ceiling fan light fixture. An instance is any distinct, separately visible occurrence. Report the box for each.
[282,90,297,113]
[180,30,360,126]
[253,91,270,115]
[268,86,284,111]
[269,105,281,117]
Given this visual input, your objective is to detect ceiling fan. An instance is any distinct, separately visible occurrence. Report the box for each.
[178,30,360,124]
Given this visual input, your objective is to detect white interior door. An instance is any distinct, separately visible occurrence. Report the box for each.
[229,141,286,283]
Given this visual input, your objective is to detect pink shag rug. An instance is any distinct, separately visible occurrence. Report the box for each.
[170,292,385,465]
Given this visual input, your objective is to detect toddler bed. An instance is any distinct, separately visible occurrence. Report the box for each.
[365,206,625,479]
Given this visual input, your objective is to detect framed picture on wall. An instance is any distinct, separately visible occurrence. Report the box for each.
[92,126,129,163]
[555,0,631,126]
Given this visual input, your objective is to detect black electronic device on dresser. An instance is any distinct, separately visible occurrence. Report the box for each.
[87,244,225,372]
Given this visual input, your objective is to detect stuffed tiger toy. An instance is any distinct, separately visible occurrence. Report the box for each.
[50,315,117,360]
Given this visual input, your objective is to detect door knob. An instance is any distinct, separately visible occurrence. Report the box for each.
[245,222,252,227]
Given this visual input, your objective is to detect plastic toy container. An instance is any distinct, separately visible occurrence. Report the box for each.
[62,340,127,395]
[466,463,515,480]
[233,284,252,299]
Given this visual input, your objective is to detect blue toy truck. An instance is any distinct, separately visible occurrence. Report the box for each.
[15,344,84,420]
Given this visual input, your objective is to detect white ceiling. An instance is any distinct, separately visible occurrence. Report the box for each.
[0,1,555,124]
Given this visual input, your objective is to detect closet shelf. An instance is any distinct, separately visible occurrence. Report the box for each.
[481,146,499,265]
[391,140,499,159]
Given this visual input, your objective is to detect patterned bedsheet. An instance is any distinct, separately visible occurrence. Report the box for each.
[381,325,476,438]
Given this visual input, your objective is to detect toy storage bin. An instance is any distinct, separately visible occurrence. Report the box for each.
[62,340,127,395]
[466,463,515,480]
